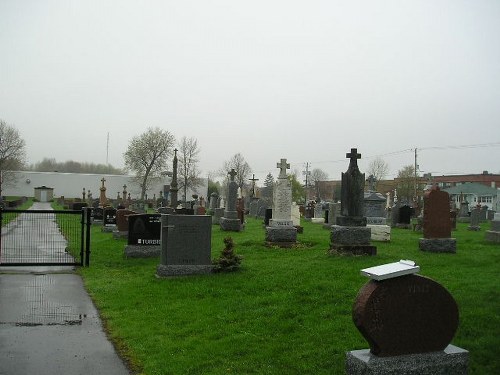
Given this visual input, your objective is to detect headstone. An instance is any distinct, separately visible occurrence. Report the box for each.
[397,205,413,228]
[264,208,272,226]
[419,186,457,253]
[236,198,245,224]
[102,207,117,233]
[249,199,259,217]
[209,192,218,210]
[364,191,390,242]
[220,169,243,231]
[92,207,104,223]
[71,202,88,211]
[457,201,470,223]
[124,214,161,258]
[346,261,468,374]
[479,205,488,222]
[99,177,107,207]
[487,210,495,221]
[468,207,481,231]
[210,207,223,225]
[390,201,400,228]
[113,209,136,239]
[330,149,376,256]
[323,202,340,230]
[291,202,301,227]
[312,201,325,223]
[157,206,175,215]
[156,215,213,276]
[485,213,500,243]
[265,159,297,246]
[450,209,457,231]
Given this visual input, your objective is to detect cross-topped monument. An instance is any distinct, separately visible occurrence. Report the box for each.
[228,168,237,181]
[249,174,259,197]
[170,148,179,209]
[99,177,107,207]
[277,158,290,179]
[346,148,361,170]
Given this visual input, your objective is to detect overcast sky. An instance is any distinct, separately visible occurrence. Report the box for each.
[1,0,499,183]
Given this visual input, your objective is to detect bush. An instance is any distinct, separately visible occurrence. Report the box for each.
[212,237,243,273]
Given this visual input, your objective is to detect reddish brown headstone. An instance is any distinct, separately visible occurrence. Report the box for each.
[116,209,137,232]
[352,274,459,357]
[423,186,451,238]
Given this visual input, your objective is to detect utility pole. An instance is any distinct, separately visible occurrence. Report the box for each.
[303,162,310,204]
[414,148,418,204]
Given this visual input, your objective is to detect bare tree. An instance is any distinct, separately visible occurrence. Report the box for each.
[396,165,417,203]
[220,153,252,191]
[310,168,328,200]
[367,157,389,189]
[0,120,27,190]
[124,127,175,200]
[178,136,202,205]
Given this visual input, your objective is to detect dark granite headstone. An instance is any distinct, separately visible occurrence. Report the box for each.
[264,208,272,226]
[72,202,88,211]
[422,187,451,239]
[127,214,161,246]
[93,207,103,222]
[397,205,412,227]
[156,214,213,276]
[103,207,117,226]
[353,274,459,357]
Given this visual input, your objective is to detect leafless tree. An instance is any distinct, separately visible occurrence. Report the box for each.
[124,127,175,200]
[366,157,389,189]
[0,120,27,190]
[220,153,252,191]
[178,136,202,204]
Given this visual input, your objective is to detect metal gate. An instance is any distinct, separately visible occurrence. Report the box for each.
[0,208,91,267]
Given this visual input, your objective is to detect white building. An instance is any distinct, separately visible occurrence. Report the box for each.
[3,171,208,203]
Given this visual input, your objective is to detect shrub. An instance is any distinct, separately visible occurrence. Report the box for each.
[212,236,243,273]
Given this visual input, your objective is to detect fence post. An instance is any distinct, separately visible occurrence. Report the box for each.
[79,209,85,267]
[85,208,91,267]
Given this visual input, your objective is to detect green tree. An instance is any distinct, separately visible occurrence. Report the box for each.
[396,165,417,203]
[124,127,175,200]
[0,120,26,189]
[288,172,305,203]
[178,136,202,205]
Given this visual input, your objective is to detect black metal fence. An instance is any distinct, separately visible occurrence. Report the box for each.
[0,209,91,266]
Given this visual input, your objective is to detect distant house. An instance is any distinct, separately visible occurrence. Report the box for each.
[443,182,499,211]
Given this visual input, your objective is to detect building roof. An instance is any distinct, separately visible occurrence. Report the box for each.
[443,182,499,196]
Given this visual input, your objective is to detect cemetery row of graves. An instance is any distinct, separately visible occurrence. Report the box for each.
[50,152,498,374]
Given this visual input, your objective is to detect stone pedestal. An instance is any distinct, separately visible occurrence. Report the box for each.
[330,225,376,255]
[346,345,468,375]
[265,226,297,247]
[156,264,213,277]
[367,224,391,242]
[124,245,161,258]
[220,216,242,231]
[419,238,457,253]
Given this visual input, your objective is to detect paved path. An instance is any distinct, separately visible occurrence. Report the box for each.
[0,203,130,375]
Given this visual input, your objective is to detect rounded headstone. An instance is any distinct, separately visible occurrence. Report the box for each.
[353,274,458,357]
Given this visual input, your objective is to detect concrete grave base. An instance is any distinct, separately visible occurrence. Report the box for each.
[419,238,457,253]
[310,217,325,224]
[367,225,391,242]
[219,217,243,232]
[101,225,116,233]
[124,245,161,258]
[265,226,297,247]
[322,223,332,230]
[331,225,371,245]
[330,244,377,256]
[467,225,481,231]
[485,230,500,243]
[112,231,128,239]
[346,344,468,375]
[156,264,214,277]
[457,217,471,223]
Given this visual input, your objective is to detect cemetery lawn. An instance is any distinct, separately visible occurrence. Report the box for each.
[79,219,499,375]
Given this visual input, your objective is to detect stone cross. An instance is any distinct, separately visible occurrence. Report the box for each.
[228,168,237,181]
[101,177,106,188]
[367,175,376,191]
[276,158,290,179]
[346,148,361,170]
[249,174,259,197]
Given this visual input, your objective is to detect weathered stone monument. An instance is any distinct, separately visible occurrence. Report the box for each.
[265,158,297,246]
[485,213,500,243]
[99,177,107,207]
[323,202,340,230]
[220,169,243,231]
[330,149,376,255]
[170,148,179,209]
[113,208,136,239]
[346,260,468,374]
[156,214,213,276]
[468,206,481,231]
[124,213,161,258]
[364,191,390,242]
[457,198,470,223]
[419,186,457,253]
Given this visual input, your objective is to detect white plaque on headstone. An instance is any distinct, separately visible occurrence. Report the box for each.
[360,260,420,281]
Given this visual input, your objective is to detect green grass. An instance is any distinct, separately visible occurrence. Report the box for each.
[78,218,499,375]
[0,197,35,226]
